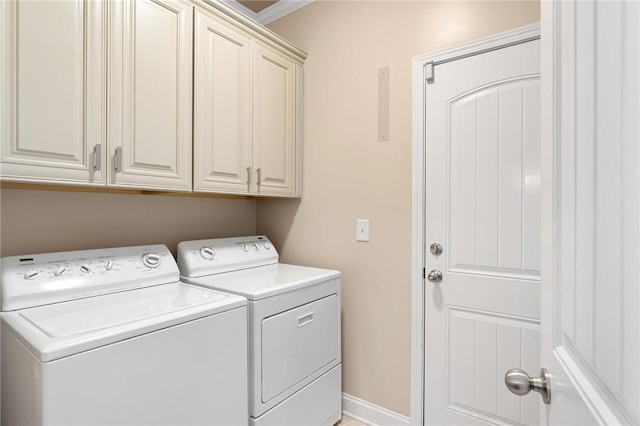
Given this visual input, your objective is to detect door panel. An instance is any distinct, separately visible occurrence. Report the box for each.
[424,40,540,425]
[446,307,540,425]
[448,80,540,278]
[261,295,338,403]
[108,0,192,191]
[541,0,639,424]
[193,10,252,194]
[0,0,105,184]
[253,43,295,196]
[133,0,179,169]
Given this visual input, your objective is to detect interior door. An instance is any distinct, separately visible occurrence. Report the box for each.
[424,40,541,425]
[539,1,639,424]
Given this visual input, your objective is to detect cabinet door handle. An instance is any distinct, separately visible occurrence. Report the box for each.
[114,147,123,173]
[257,168,262,186]
[93,144,101,171]
[247,166,251,186]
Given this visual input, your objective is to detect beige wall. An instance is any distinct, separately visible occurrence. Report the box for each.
[261,1,539,416]
[0,189,256,257]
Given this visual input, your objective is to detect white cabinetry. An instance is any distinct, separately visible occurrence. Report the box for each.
[193,9,252,194]
[252,42,300,197]
[0,0,106,185]
[1,0,192,191]
[193,7,303,197]
[108,0,193,191]
[1,0,305,197]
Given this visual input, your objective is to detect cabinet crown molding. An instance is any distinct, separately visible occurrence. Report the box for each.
[195,0,308,62]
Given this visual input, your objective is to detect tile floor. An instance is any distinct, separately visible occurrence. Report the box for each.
[339,415,369,426]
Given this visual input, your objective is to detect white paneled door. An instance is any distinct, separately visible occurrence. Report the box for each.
[540,1,639,424]
[424,39,541,425]
[418,10,639,425]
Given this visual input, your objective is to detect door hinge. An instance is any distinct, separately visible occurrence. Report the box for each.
[423,267,426,279]
[425,61,435,84]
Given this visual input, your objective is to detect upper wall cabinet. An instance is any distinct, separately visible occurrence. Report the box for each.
[193,5,304,197]
[0,0,106,185]
[1,0,306,197]
[108,0,193,191]
[193,9,252,194]
[252,42,301,197]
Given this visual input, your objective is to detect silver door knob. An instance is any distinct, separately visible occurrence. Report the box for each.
[505,368,551,404]
[427,269,442,283]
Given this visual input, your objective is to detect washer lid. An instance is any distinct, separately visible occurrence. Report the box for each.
[181,263,341,300]
[1,283,246,362]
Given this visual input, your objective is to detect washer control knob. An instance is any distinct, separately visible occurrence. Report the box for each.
[242,244,249,253]
[54,266,67,277]
[24,269,39,280]
[263,242,272,250]
[200,247,215,260]
[253,243,259,251]
[142,253,161,268]
[105,260,115,270]
[80,265,91,273]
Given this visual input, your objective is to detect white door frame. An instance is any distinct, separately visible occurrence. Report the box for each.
[410,23,541,425]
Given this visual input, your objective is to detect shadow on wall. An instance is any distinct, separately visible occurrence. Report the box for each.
[256,198,302,259]
[0,189,257,257]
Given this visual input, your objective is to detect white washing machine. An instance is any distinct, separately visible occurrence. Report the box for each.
[177,236,342,426]
[1,244,248,426]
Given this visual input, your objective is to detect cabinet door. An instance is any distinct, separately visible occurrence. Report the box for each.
[252,42,298,197]
[0,0,105,185]
[108,0,192,191]
[193,10,252,194]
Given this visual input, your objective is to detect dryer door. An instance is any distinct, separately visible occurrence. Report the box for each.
[261,294,339,402]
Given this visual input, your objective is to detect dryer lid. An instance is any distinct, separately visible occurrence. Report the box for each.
[181,263,340,300]
[2,283,246,362]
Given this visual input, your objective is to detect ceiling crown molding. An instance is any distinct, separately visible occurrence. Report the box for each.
[223,0,313,25]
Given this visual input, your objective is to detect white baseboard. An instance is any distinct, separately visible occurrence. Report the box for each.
[341,393,410,426]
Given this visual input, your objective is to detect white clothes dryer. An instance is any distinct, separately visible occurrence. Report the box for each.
[1,244,248,426]
[177,236,342,426]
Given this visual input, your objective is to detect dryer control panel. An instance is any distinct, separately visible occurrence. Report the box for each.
[177,235,279,278]
[1,245,178,311]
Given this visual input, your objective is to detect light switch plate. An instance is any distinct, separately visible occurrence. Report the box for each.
[356,219,370,242]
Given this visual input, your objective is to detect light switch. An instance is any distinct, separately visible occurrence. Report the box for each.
[356,219,370,242]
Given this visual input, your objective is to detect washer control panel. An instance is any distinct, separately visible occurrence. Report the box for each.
[1,245,178,311]
[177,235,278,278]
